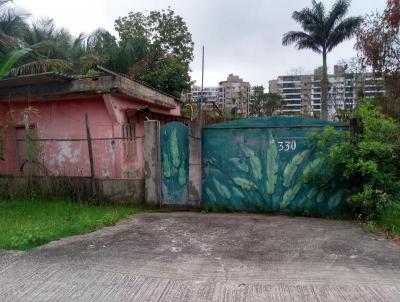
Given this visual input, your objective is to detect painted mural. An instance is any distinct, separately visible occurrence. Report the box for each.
[161,122,189,204]
[202,117,348,214]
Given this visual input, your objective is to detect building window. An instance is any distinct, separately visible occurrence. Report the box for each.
[122,123,136,162]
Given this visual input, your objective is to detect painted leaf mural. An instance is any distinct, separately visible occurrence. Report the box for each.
[281,182,302,209]
[233,177,257,190]
[229,158,249,172]
[241,145,262,180]
[162,153,172,178]
[161,122,189,205]
[170,129,180,168]
[266,132,278,194]
[202,116,348,214]
[213,178,231,199]
[283,150,310,188]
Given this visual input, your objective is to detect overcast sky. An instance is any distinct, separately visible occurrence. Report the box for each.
[14,0,386,87]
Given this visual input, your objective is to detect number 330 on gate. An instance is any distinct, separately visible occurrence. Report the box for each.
[277,141,297,152]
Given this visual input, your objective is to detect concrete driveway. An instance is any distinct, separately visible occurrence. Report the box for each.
[0,213,399,302]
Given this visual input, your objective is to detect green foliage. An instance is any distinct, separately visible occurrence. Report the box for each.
[0,48,31,79]
[249,86,282,117]
[306,100,400,219]
[0,197,141,250]
[0,2,193,97]
[114,8,193,96]
[378,203,400,236]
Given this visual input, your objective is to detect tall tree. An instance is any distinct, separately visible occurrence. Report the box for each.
[114,8,194,97]
[250,86,282,117]
[356,0,400,118]
[12,18,72,76]
[283,0,362,120]
[0,0,28,56]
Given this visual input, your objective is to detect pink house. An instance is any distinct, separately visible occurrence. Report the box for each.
[0,71,185,202]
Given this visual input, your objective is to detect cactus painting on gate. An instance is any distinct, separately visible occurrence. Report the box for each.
[161,122,189,204]
[202,116,348,214]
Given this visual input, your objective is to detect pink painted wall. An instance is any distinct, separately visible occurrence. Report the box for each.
[0,94,181,179]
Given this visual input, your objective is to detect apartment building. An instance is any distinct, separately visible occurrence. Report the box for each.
[269,66,384,118]
[185,74,251,117]
[219,74,251,116]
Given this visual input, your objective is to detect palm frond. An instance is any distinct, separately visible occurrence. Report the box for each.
[292,8,319,32]
[327,0,350,29]
[0,6,29,52]
[282,31,322,53]
[10,58,71,76]
[312,0,326,24]
[327,16,363,51]
[0,0,12,7]
[0,47,30,78]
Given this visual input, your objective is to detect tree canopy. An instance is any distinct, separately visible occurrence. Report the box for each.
[249,86,282,117]
[0,3,194,97]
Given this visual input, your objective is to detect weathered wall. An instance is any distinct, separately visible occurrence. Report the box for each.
[188,120,202,206]
[0,93,181,180]
[0,97,117,177]
[144,120,161,206]
[0,176,144,204]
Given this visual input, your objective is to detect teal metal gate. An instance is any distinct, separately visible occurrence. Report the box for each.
[161,122,189,205]
[202,117,348,214]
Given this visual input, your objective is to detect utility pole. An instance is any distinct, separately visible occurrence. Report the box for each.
[199,45,205,124]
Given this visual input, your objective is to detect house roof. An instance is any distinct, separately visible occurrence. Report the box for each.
[0,72,74,88]
[0,69,178,109]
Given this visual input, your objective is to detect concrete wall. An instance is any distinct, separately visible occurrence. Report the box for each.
[0,176,144,204]
[144,120,161,206]
[188,120,202,206]
[0,93,180,180]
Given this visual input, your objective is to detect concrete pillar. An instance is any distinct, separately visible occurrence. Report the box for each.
[144,120,161,206]
[188,119,202,206]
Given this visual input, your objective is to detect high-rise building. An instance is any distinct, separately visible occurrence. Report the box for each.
[269,66,384,118]
[219,74,251,116]
[184,74,251,117]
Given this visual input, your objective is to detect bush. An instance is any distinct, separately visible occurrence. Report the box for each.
[305,100,400,220]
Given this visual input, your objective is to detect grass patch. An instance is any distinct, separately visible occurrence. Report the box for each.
[378,203,400,236]
[0,197,142,251]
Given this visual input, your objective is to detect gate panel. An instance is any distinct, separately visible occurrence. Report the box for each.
[161,122,189,205]
[202,117,348,214]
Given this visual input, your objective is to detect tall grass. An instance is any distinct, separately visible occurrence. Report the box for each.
[0,197,141,250]
[379,203,400,236]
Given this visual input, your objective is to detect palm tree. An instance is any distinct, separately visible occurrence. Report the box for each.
[0,0,28,55]
[282,0,362,120]
[0,47,30,79]
[11,18,72,76]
